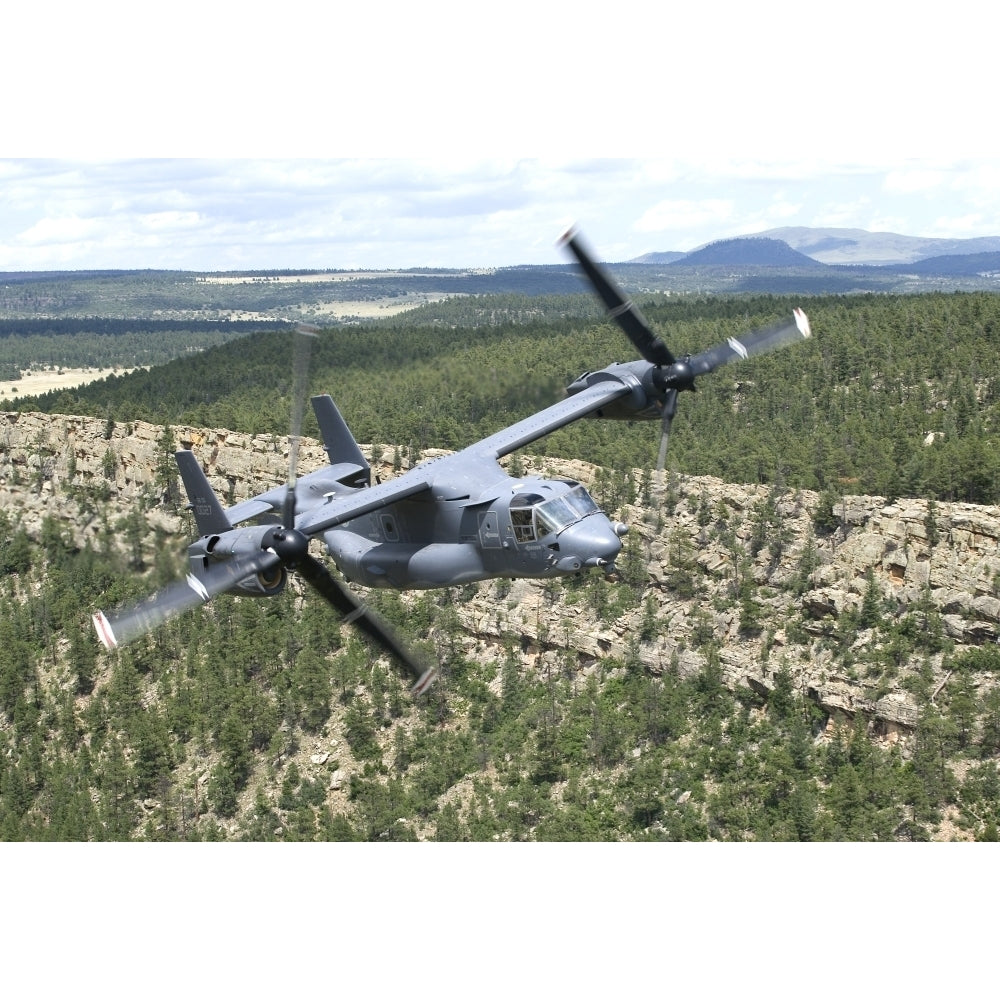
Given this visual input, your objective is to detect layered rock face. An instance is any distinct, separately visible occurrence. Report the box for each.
[3,409,998,736]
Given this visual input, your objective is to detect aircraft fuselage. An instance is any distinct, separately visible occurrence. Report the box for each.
[315,465,626,590]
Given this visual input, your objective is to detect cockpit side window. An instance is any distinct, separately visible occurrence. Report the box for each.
[535,485,601,536]
[509,486,601,544]
[511,507,535,542]
[509,493,543,544]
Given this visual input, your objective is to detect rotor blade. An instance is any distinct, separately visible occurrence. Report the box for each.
[93,550,281,649]
[655,388,678,484]
[558,228,676,367]
[688,308,811,378]
[295,554,438,694]
[283,323,320,527]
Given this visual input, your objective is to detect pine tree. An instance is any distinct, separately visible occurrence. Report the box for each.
[859,569,882,629]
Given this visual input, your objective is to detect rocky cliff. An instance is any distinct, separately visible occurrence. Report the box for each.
[4,409,999,743]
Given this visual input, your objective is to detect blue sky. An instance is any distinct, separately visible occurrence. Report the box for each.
[4,2,997,271]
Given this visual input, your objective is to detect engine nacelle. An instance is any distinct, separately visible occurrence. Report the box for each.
[188,525,288,597]
[187,525,287,597]
[565,361,663,421]
[235,564,288,597]
[188,524,275,565]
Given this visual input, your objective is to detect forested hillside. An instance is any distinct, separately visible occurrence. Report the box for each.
[4,289,1000,841]
[5,248,999,331]
[0,266,588,322]
[15,291,1000,505]
[3,412,1000,841]
[0,318,281,378]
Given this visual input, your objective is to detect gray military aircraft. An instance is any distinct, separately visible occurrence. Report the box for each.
[93,230,811,694]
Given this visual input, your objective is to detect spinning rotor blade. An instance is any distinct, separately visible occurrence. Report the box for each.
[686,308,811,379]
[93,319,439,694]
[653,310,811,470]
[655,388,678,481]
[276,323,436,692]
[559,228,675,367]
[560,225,813,476]
[283,323,320,528]
[295,554,438,695]
[93,550,281,649]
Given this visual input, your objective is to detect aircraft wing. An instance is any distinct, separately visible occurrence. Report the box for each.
[293,377,631,537]
[226,378,632,535]
[296,470,434,537]
[473,377,635,459]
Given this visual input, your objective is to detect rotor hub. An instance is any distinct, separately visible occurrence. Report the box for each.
[662,359,695,392]
[270,526,310,564]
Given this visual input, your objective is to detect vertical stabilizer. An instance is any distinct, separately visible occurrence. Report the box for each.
[176,449,232,534]
[311,394,371,486]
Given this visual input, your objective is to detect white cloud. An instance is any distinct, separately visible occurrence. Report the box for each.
[634,200,735,234]
[883,169,950,195]
[134,211,203,233]
[2,157,1000,271]
[16,214,99,246]
[927,214,988,237]
[813,199,876,230]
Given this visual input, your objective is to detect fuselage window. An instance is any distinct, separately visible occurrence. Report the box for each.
[509,492,544,544]
[510,507,535,543]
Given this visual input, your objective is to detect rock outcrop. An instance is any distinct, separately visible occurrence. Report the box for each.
[4,409,999,739]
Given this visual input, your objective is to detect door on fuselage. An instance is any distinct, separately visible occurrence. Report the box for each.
[507,493,550,574]
[478,510,501,549]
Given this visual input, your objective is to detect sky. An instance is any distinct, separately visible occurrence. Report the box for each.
[4,2,999,272]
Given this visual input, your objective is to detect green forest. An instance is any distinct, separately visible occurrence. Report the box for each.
[0,265,589,322]
[0,318,281,379]
[13,290,1000,504]
[5,485,1000,842]
[3,288,1000,841]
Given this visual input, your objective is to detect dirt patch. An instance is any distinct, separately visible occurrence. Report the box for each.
[311,294,456,319]
[0,367,145,399]
[197,271,468,285]
[224,293,460,323]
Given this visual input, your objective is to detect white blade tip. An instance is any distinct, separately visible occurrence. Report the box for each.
[410,665,439,696]
[556,225,578,247]
[793,307,811,338]
[93,610,118,650]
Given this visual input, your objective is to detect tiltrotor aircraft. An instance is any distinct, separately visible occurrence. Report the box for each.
[93,230,811,693]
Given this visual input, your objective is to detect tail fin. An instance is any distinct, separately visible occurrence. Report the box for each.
[176,449,232,534]
[311,394,371,487]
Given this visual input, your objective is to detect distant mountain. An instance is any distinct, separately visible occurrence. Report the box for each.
[753,227,1000,266]
[667,237,823,269]
[630,250,687,264]
[617,230,1000,294]
[883,251,1000,276]
[628,227,1000,270]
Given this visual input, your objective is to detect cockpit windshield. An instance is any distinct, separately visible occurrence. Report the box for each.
[534,485,600,536]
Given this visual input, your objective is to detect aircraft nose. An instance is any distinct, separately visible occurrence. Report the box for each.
[556,516,623,570]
